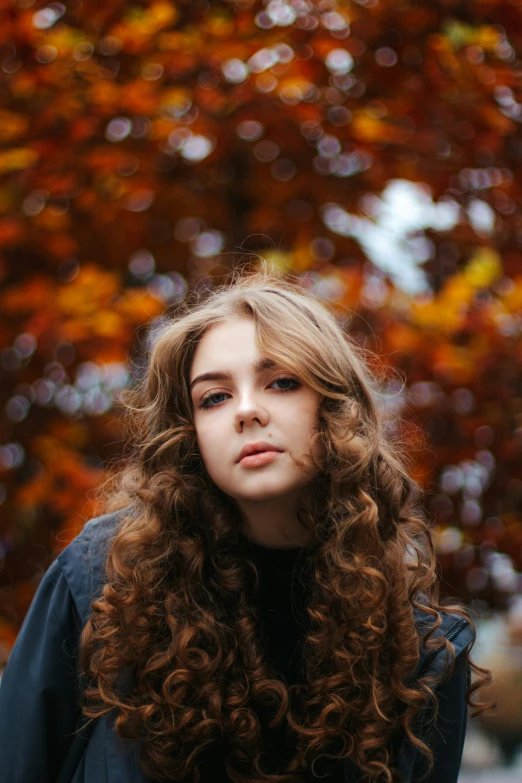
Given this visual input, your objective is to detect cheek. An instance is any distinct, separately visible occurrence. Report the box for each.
[290,398,320,438]
[195,419,225,466]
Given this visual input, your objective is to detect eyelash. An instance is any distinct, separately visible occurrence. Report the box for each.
[198,376,301,410]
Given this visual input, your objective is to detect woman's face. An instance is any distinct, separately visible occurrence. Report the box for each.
[189,317,322,505]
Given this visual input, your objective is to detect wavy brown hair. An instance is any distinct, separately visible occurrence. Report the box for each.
[79,263,492,783]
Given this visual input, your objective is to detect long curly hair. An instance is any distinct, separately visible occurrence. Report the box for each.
[79,263,492,783]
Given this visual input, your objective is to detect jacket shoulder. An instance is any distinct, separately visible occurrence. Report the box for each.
[57,504,134,626]
[412,594,474,679]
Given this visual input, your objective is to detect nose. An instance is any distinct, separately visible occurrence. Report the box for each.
[234,389,269,430]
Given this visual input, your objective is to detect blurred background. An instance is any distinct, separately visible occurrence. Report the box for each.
[1,0,522,778]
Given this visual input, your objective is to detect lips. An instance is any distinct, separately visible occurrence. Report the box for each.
[237,441,283,462]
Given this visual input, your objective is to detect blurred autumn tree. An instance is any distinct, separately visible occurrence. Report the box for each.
[1,0,522,660]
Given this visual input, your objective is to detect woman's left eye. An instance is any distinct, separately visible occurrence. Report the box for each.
[272,376,300,392]
[198,376,300,410]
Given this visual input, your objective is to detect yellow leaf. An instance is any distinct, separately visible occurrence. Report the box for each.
[500,276,522,313]
[33,210,70,232]
[412,249,502,334]
[158,30,202,51]
[9,73,37,99]
[159,87,193,116]
[385,323,422,353]
[412,297,466,333]
[88,309,124,338]
[350,111,405,143]
[433,344,475,384]
[110,2,179,50]
[463,248,501,288]
[87,81,121,110]
[148,1,179,28]
[258,250,293,274]
[0,148,38,174]
[0,111,29,143]
[56,264,121,316]
[115,289,165,321]
[475,26,502,52]
[44,27,87,57]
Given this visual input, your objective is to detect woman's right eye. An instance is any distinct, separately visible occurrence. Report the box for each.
[198,392,229,410]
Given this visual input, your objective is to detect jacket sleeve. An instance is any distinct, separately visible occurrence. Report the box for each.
[410,649,471,783]
[0,557,83,783]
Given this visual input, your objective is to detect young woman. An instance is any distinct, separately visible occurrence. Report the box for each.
[0,266,492,783]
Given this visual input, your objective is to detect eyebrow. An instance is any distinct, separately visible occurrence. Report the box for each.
[189,357,278,392]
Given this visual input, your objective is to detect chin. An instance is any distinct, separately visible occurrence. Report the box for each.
[233,483,299,503]
[239,492,286,503]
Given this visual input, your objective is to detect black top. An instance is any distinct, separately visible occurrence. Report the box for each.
[198,538,469,783]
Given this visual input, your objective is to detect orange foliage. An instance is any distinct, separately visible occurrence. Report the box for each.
[1,0,522,652]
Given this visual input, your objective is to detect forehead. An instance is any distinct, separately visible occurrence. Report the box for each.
[189,317,259,374]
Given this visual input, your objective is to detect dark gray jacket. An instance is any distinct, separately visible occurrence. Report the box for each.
[0,509,474,783]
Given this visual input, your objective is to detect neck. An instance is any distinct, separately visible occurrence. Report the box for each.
[236,491,314,549]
